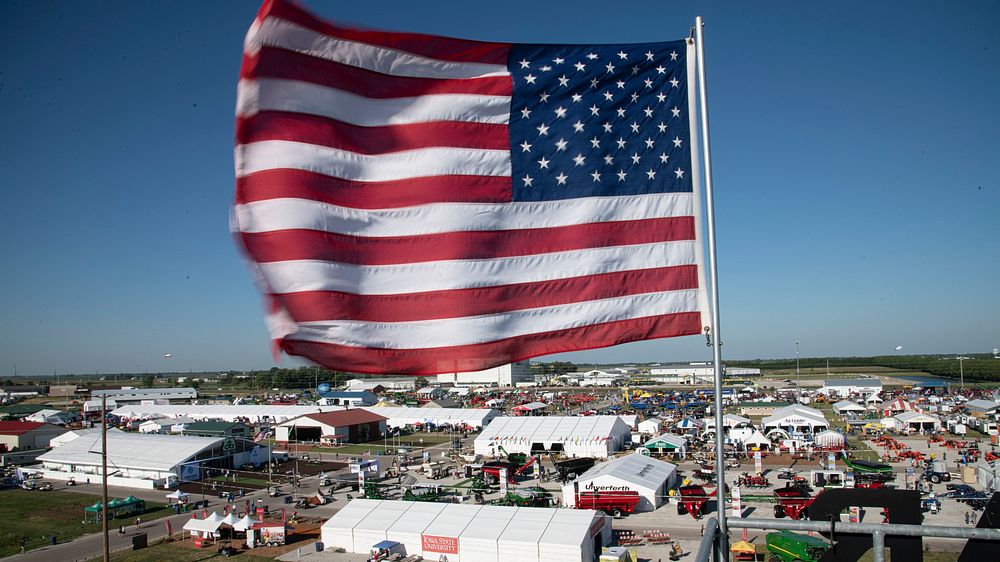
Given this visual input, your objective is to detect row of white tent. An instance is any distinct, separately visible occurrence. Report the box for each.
[111,404,499,430]
[181,511,257,535]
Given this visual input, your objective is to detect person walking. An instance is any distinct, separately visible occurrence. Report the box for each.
[135,516,142,529]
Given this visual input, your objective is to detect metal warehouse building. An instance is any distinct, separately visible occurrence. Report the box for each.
[321,499,612,562]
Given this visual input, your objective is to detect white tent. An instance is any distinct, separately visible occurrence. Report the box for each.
[221,512,240,527]
[183,517,222,535]
[814,430,846,448]
[322,500,611,562]
[233,514,256,532]
[741,430,772,449]
[165,490,190,502]
[637,418,662,435]
[474,416,631,458]
[364,407,498,430]
[37,432,223,485]
[832,401,866,416]
[562,452,676,512]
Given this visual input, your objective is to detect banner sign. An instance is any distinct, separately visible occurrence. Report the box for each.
[422,535,459,555]
[732,486,742,517]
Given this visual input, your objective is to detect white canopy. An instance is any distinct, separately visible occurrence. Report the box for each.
[233,515,256,532]
[165,490,190,500]
[205,511,225,524]
[183,518,222,533]
[221,512,240,526]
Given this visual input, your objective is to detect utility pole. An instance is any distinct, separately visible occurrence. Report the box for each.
[795,340,801,389]
[957,356,970,390]
[101,394,110,562]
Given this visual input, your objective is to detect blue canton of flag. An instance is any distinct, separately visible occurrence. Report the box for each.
[508,41,692,201]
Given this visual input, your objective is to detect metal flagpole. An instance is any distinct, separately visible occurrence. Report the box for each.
[101,394,110,562]
[694,16,729,561]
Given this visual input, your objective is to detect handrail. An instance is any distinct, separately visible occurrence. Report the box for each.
[727,517,1000,540]
[693,516,720,562]
[693,516,1000,562]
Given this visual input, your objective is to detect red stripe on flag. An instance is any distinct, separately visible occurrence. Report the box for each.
[237,112,509,154]
[242,48,513,97]
[264,0,511,65]
[279,312,703,375]
[241,217,695,265]
[274,266,699,322]
[236,170,512,208]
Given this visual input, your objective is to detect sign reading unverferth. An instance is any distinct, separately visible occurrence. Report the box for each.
[422,534,459,555]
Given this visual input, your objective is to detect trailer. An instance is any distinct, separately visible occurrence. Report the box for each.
[773,485,818,520]
[552,456,596,482]
[764,530,829,562]
[676,484,718,520]
[839,453,893,475]
[575,490,640,517]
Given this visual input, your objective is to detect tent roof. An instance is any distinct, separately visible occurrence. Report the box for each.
[644,433,687,449]
[233,514,256,531]
[38,431,223,472]
[183,518,222,533]
[476,415,629,445]
[575,451,676,489]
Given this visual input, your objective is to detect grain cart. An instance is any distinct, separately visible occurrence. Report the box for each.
[772,485,819,520]
[765,531,830,562]
[575,490,641,517]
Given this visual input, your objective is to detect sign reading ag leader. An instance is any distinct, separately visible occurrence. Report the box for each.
[422,535,459,555]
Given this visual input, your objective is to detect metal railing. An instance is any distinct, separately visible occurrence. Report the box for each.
[693,516,1000,562]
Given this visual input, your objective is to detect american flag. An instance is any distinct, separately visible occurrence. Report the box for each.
[234,0,708,375]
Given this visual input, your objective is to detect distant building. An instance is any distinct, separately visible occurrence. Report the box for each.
[0,385,48,398]
[648,363,760,384]
[317,391,377,408]
[817,379,882,399]
[275,410,387,445]
[739,402,791,417]
[181,421,252,439]
[565,370,627,387]
[434,361,533,387]
[91,387,197,405]
[0,421,68,450]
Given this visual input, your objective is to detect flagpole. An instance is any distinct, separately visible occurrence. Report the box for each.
[101,393,110,562]
[694,15,729,561]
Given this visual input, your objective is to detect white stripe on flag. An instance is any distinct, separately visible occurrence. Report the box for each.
[236,192,692,236]
[248,17,510,79]
[258,240,696,294]
[235,78,511,125]
[236,140,511,181]
[287,288,699,349]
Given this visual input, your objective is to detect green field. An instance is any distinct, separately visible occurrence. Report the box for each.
[98,540,275,562]
[0,490,173,557]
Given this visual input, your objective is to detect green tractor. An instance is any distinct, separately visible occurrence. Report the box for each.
[403,484,443,502]
[492,487,554,507]
[362,481,384,500]
[497,445,528,465]
[765,531,830,562]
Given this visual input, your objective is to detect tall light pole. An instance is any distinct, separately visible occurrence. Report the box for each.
[794,340,801,389]
[956,356,970,390]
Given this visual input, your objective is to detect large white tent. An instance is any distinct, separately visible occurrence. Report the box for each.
[364,407,499,430]
[562,452,676,512]
[475,416,631,458]
[761,405,829,437]
[321,499,611,562]
[35,431,224,487]
[110,404,344,423]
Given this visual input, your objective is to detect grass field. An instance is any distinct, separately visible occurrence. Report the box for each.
[0,490,173,557]
[98,541,276,562]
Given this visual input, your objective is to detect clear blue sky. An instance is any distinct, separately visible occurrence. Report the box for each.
[1,0,998,375]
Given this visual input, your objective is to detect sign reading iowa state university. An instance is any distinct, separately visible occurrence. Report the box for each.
[422,535,459,555]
